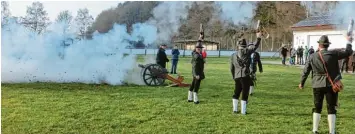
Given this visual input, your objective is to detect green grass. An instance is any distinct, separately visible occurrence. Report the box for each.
[2,57,355,134]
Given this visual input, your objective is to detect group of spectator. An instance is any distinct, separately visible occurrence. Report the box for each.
[280,44,355,73]
[280,45,315,65]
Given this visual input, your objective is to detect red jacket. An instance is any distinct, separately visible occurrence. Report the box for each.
[202,51,207,58]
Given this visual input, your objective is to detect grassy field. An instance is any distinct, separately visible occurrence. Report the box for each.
[2,57,355,134]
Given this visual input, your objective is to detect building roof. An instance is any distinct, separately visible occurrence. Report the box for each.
[173,40,219,44]
[291,15,342,28]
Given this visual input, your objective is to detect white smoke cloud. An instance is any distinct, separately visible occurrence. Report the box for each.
[332,2,355,29]
[1,21,157,85]
[147,1,193,45]
[124,55,156,85]
[1,1,194,85]
[214,1,256,25]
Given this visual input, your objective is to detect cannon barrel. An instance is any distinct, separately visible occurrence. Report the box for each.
[138,64,146,68]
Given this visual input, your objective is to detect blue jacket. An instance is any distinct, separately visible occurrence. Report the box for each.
[172,49,180,60]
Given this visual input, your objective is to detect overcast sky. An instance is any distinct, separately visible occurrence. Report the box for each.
[8,1,124,21]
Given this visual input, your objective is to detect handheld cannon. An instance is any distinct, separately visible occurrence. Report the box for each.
[256,20,270,39]
[347,19,354,43]
[138,63,190,87]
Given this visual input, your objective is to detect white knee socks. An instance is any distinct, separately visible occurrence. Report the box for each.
[232,99,238,112]
[241,100,247,115]
[249,86,254,95]
[187,91,193,101]
[312,113,321,132]
[328,114,336,134]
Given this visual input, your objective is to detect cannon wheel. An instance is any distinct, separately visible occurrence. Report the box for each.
[142,64,166,86]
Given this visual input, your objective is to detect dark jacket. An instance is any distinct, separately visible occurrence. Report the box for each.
[281,47,288,57]
[231,38,261,79]
[171,49,180,60]
[308,48,315,55]
[300,43,353,88]
[250,51,263,74]
[297,47,304,56]
[191,51,205,79]
[156,48,169,68]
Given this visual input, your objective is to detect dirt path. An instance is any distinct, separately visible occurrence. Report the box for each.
[262,60,305,69]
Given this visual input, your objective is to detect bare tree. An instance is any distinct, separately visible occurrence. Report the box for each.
[74,8,94,39]
[1,1,11,27]
[22,2,50,34]
[56,10,73,34]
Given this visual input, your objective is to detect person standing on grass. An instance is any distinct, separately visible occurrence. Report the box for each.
[289,46,294,64]
[299,35,353,134]
[291,48,297,65]
[299,46,305,65]
[304,46,309,62]
[230,32,261,115]
[249,47,263,96]
[280,44,288,65]
[296,46,301,64]
[156,44,169,69]
[171,45,180,74]
[187,41,205,104]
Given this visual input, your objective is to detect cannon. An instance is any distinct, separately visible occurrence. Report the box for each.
[138,63,190,87]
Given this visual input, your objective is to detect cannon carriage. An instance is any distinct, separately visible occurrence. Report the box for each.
[138,64,190,87]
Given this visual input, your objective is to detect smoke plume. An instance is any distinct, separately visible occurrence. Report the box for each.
[1,22,157,85]
[332,2,355,29]
[214,1,256,25]
[1,1,195,85]
[147,1,193,45]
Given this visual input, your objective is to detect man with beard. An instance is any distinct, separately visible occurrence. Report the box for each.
[299,35,353,134]
[230,32,261,115]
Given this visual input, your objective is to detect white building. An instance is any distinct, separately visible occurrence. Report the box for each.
[292,15,355,50]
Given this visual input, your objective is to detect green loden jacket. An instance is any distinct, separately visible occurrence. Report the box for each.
[300,43,353,88]
[230,38,261,79]
[191,51,205,79]
[304,47,309,57]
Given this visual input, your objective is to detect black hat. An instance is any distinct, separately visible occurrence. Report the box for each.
[317,35,331,45]
[238,39,247,47]
[195,41,204,48]
[161,44,167,46]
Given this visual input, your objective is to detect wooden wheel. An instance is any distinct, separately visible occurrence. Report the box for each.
[142,64,166,86]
